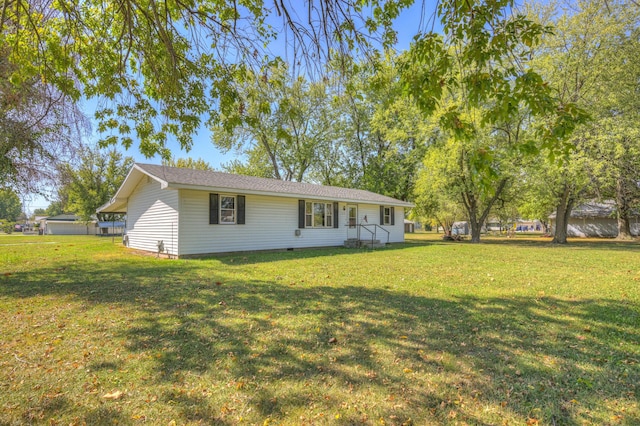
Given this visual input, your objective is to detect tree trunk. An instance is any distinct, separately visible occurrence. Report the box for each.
[617,213,633,240]
[470,220,482,242]
[551,185,574,244]
[615,177,634,240]
[464,178,509,243]
[435,217,450,235]
[260,134,281,180]
[540,220,549,233]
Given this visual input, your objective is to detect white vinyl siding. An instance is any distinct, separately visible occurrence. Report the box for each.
[388,206,405,242]
[126,177,179,255]
[46,222,94,235]
[357,205,405,243]
[179,191,349,255]
[123,185,406,256]
[563,217,639,238]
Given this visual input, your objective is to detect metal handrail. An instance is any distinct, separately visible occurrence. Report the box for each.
[359,223,390,247]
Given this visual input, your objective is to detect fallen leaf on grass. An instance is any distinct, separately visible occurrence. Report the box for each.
[102,390,124,400]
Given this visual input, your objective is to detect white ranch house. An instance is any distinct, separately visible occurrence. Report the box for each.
[97,164,413,257]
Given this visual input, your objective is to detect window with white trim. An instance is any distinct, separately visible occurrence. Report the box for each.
[305,201,333,228]
[383,206,391,225]
[210,193,245,225]
[220,195,236,223]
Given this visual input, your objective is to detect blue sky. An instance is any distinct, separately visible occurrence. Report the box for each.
[25,1,435,213]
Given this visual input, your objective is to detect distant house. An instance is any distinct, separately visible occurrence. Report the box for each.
[549,201,640,237]
[452,221,469,235]
[97,163,413,257]
[45,214,95,235]
[404,219,415,233]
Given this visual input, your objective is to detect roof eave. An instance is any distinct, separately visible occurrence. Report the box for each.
[97,164,170,214]
[166,183,413,207]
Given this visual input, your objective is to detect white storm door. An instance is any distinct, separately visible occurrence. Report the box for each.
[347,205,358,239]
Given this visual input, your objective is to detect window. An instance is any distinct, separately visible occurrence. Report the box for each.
[380,205,395,226]
[383,207,391,225]
[220,196,235,223]
[305,201,334,228]
[305,202,313,227]
[210,194,245,225]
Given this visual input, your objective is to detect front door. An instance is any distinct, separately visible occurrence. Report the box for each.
[347,205,358,240]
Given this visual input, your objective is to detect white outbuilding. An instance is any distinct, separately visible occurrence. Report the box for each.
[97,163,413,257]
[549,201,640,237]
[44,214,95,235]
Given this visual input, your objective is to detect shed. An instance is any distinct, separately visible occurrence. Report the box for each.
[404,219,415,233]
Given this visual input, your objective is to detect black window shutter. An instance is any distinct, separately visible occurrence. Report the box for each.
[391,207,395,225]
[333,202,339,228]
[237,195,246,225]
[298,200,305,228]
[209,193,219,224]
[380,206,384,225]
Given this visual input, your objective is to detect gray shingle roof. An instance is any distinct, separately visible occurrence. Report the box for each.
[548,201,638,219]
[137,163,413,206]
[46,214,82,221]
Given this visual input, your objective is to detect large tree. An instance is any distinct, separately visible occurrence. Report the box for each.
[329,54,429,200]
[416,105,527,242]
[401,1,585,159]
[58,148,134,222]
[212,63,334,182]
[528,0,639,243]
[587,25,640,239]
[215,54,429,203]
[2,0,582,183]
[163,157,214,171]
[2,0,409,160]
[0,45,87,193]
[0,189,22,222]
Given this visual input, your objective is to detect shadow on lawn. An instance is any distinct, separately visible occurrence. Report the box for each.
[183,239,439,266]
[1,257,639,425]
[477,237,640,251]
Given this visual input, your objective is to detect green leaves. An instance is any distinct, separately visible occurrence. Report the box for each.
[400,0,580,160]
[60,147,134,222]
[0,189,22,222]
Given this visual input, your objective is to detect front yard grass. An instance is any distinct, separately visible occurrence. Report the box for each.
[0,233,638,425]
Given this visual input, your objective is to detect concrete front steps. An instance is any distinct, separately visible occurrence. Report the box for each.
[344,238,386,249]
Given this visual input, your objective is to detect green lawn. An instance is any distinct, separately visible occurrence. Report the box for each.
[1,233,638,425]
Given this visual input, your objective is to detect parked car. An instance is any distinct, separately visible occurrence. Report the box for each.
[14,224,22,232]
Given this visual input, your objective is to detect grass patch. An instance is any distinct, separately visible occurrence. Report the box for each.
[1,233,638,425]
